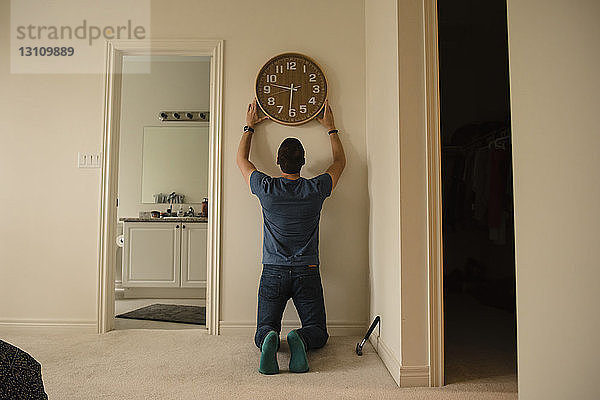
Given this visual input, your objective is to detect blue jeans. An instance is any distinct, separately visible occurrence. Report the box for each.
[254,264,329,351]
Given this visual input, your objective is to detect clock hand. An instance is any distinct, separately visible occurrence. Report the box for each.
[271,83,300,91]
[271,83,293,91]
[269,89,289,96]
[289,83,294,111]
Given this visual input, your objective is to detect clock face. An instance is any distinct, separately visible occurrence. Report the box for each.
[255,53,328,125]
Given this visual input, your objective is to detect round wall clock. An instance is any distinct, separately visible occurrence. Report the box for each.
[255,53,328,125]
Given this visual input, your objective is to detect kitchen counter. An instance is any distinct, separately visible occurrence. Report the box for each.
[119,217,208,223]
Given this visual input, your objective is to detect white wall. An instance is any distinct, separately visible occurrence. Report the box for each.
[397,0,430,378]
[0,1,103,326]
[118,57,211,218]
[365,0,402,381]
[365,0,430,386]
[0,0,368,333]
[507,0,600,398]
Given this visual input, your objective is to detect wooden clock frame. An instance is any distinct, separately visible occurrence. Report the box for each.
[255,52,328,126]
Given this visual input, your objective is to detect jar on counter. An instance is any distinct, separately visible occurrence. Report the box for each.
[201,198,208,217]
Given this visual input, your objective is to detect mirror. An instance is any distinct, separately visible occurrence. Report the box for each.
[141,126,209,204]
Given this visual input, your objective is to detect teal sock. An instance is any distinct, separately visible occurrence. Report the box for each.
[287,330,309,373]
[259,331,279,375]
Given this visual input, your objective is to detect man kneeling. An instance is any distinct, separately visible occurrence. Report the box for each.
[236,99,346,374]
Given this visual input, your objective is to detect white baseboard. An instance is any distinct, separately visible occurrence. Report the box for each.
[0,319,97,332]
[369,334,401,385]
[399,365,430,387]
[368,335,430,387]
[118,287,206,299]
[219,320,367,337]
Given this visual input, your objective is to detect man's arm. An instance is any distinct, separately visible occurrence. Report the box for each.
[237,98,268,187]
[317,100,346,189]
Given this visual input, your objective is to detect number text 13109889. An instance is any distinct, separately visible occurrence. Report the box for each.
[19,47,75,56]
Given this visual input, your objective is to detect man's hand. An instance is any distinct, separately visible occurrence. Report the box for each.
[246,98,269,129]
[316,99,336,131]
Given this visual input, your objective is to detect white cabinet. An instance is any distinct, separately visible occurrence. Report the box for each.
[122,222,207,288]
[181,223,208,288]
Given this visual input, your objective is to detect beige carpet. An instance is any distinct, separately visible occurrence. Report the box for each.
[0,329,517,399]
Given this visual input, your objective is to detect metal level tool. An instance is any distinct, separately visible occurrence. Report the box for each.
[356,315,380,356]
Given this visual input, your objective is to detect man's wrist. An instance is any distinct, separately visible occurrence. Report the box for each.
[243,125,255,133]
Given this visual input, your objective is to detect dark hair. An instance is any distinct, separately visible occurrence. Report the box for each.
[277,138,305,174]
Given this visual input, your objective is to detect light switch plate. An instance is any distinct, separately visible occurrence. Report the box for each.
[78,152,101,168]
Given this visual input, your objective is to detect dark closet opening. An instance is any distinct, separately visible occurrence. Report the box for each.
[437,0,517,384]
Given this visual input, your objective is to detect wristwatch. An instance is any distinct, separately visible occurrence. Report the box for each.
[328,129,339,135]
[243,125,255,133]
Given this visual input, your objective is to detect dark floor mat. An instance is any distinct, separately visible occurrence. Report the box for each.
[116,304,205,325]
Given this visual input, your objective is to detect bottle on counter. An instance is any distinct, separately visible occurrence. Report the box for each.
[201,198,208,217]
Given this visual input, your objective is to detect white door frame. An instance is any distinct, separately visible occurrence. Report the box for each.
[423,0,445,387]
[97,39,224,334]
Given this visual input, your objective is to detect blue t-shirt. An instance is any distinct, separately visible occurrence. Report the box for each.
[250,170,333,266]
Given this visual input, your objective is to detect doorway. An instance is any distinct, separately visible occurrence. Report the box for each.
[437,0,517,385]
[97,40,223,334]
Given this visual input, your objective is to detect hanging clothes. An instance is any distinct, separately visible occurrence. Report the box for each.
[488,147,509,244]
[442,124,512,245]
